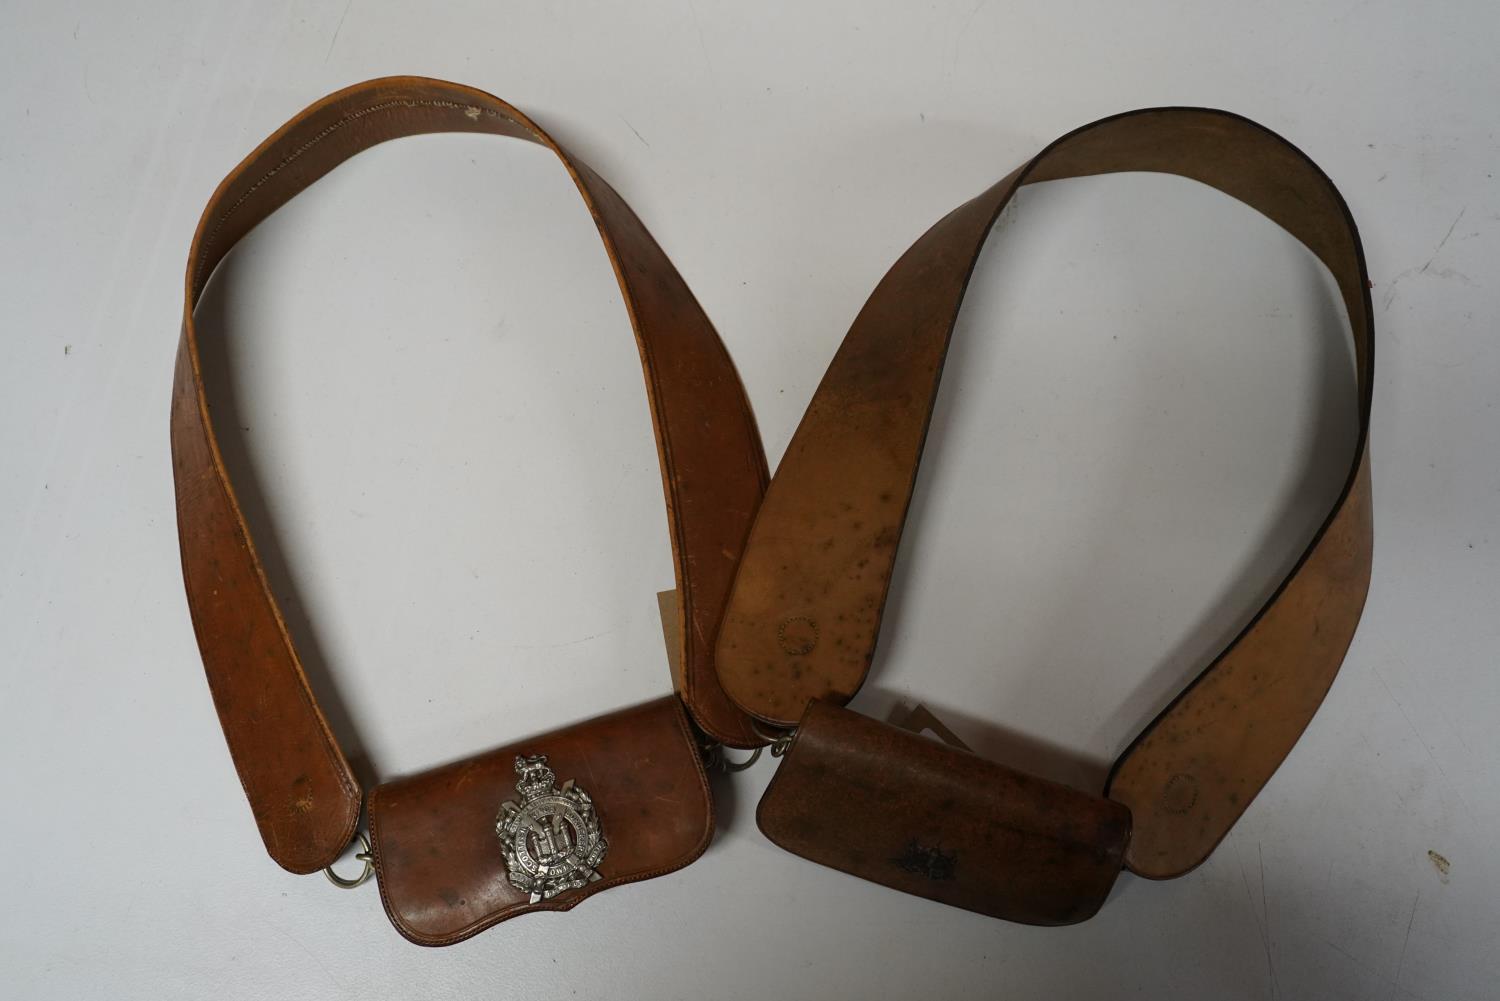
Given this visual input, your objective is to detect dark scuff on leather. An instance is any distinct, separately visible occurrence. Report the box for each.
[891,840,957,881]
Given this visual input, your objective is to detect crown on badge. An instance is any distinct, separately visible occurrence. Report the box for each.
[513,754,557,799]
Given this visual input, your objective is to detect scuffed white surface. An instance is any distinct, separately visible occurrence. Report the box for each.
[1,1,1497,998]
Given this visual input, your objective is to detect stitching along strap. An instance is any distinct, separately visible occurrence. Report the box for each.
[172,77,768,942]
[719,107,1374,921]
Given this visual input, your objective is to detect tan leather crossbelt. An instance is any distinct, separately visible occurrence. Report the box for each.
[171,77,767,946]
[716,108,1375,925]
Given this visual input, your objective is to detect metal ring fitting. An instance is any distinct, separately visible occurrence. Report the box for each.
[323,831,374,889]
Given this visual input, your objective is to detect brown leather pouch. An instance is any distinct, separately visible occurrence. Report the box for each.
[758,700,1130,925]
[370,697,709,946]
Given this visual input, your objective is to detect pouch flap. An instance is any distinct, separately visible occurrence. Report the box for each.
[369,695,711,945]
[758,700,1131,925]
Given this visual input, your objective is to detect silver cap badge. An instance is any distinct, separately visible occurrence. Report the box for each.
[495,754,607,903]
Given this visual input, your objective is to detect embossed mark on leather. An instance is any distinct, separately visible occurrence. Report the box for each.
[1160,773,1200,815]
[891,839,957,880]
[777,615,819,655]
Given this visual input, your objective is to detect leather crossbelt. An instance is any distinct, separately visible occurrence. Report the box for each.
[717,107,1374,924]
[176,80,1373,939]
[172,77,767,946]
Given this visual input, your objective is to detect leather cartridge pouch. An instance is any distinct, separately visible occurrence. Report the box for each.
[761,701,1131,925]
[172,78,767,945]
[720,109,1376,924]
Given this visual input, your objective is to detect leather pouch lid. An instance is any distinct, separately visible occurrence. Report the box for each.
[369,696,711,946]
[758,700,1131,925]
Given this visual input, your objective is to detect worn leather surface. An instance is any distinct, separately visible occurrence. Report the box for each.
[171,343,361,874]
[1107,458,1372,878]
[173,76,766,897]
[720,108,1375,894]
[369,697,711,946]
[759,701,1131,925]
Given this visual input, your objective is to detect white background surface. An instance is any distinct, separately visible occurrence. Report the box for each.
[2,1,1497,998]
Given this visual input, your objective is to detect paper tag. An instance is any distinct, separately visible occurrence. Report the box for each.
[887,702,972,752]
[656,589,684,690]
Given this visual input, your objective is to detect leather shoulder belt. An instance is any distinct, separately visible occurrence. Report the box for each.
[716,108,1375,925]
[172,77,767,945]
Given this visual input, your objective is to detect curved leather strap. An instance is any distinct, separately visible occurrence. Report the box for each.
[173,77,766,874]
[717,108,1374,879]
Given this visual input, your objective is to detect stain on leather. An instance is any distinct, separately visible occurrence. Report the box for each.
[891,839,957,880]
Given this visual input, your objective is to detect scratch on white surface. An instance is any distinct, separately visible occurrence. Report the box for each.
[685,0,710,70]
[509,628,617,651]
[619,116,651,148]
[325,0,354,62]
[263,920,343,992]
[1389,891,1421,1000]
[1320,935,1364,968]
[1319,936,1415,997]
[1259,843,1280,1000]
[960,0,990,36]
[1434,698,1475,756]
[1373,666,1425,742]
[1234,840,1277,999]
[1374,665,1476,820]
[1381,206,1474,311]
[1420,207,1467,275]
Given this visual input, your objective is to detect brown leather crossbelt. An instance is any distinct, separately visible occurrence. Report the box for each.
[171,77,767,945]
[177,82,1374,939]
[716,108,1374,925]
